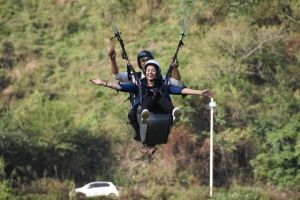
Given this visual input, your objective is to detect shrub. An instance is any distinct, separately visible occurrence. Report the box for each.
[0,180,18,200]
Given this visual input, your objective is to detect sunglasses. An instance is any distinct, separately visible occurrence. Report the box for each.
[139,57,151,62]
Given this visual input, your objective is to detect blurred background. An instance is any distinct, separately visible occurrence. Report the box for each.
[0,0,299,199]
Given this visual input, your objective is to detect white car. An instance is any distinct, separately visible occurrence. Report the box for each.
[73,181,119,199]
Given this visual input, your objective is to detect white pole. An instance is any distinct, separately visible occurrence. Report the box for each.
[209,97,216,198]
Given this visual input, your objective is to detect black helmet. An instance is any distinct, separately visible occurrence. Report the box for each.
[137,50,154,69]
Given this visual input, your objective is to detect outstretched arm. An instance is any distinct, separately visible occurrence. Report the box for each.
[181,88,213,97]
[90,78,121,90]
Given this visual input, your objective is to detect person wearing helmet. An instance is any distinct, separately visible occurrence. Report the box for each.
[137,50,155,71]
[109,47,182,85]
[90,59,212,142]
[126,59,185,140]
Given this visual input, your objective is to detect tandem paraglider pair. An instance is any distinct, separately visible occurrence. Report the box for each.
[90,59,212,145]
[90,21,212,153]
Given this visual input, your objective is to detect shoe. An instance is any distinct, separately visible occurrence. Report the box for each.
[134,134,140,141]
[141,109,149,124]
[143,144,158,155]
[148,146,158,155]
[172,107,182,123]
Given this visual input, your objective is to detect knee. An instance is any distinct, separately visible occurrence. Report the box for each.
[128,109,137,121]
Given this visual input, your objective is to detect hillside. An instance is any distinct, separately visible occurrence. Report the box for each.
[0,0,300,199]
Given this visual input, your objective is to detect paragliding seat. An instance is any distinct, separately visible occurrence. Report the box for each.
[137,112,172,145]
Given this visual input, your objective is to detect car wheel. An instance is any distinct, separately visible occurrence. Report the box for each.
[108,193,117,199]
[75,193,87,200]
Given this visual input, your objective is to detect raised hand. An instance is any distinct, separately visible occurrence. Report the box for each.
[171,58,179,68]
[108,44,116,59]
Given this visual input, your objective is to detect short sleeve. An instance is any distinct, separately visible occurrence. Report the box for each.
[168,78,184,87]
[114,72,129,82]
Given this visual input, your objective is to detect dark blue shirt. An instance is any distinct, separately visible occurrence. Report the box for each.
[118,80,185,108]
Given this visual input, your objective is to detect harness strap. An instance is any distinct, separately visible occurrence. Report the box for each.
[126,63,142,107]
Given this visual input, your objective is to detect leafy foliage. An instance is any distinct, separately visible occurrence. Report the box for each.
[0,180,18,200]
[252,113,300,187]
[0,93,116,184]
[0,0,299,199]
[214,185,271,200]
